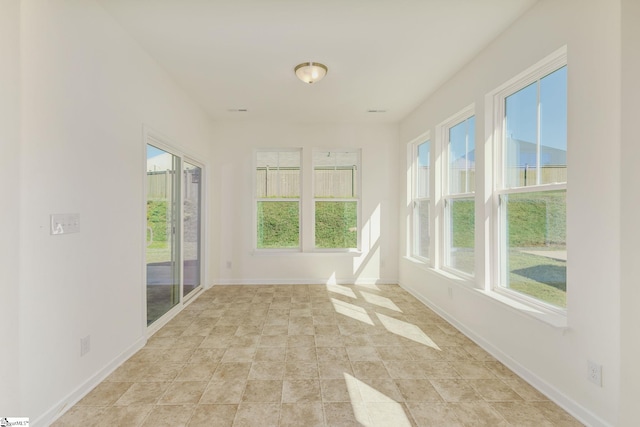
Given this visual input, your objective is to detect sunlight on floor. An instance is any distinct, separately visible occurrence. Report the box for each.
[325,284,357,299]
[376,312,441,350]
[344,373,413,427]
[331,298,375,325]
[360,290,401,312]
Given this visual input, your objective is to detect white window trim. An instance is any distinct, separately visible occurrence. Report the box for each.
[311,148,362,252]
[253,148,302,252]
[408,131,432,264]
[486,46,568,318]
[438,104,476,280]
[143,125,208,336]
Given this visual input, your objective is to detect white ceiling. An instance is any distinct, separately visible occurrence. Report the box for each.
[98,0,537,124]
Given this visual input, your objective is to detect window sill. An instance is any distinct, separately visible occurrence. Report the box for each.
[403,256,568,329]
[253,249,363,256]
[475,289,568,329]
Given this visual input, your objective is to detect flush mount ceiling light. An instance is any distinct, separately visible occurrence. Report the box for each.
[294,62,328,84]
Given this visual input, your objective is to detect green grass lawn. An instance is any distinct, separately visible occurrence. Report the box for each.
[450,191,566,307]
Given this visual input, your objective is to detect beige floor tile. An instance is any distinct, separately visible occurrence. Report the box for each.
[248,362,286,382]
[395,379,443,402]
[429,379,482,402]
[318,359,354,379]
[324,402,370,426]
[199,379,246,404]
[188,348,226,364]
[383,360,427,379]
[450,360,497,379]
[491,402,555,426]
[286,334,315,347]
[77,381,133,406]
[357,378,404,402]
[320,379,361,402]
[56,285,582,427]
[262,321,289,336]
[532,401,586,426]
[158,381,207,405]
[188,404,237,427]
[417,360,461,379]
[280,402,324,427]
[258,335,288,347]
[285,361,318,379]
[221,346,256,363]
[140,404,195,427]
[254,346,286,362]
[282,379,322,402]
[52,406,107,427]
[316,346,349,361]
[175,361,218,381]
[315,334,345,347]
[451,401,508,426]
[346,346,380,361]
[406,402,464,426]
[352,361,391,379]
[241,380,283,403]
[484,360,520,380]
[92,405,153,427]
[114,382,171,406]
[212,362,251,381]
[503,377,549,401]
[376,346,414,361]
[469,379,524,402]
[364,401,416,427]
[286,346,317,361]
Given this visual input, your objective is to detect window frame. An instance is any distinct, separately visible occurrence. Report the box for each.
[488,47,568,314]
[312,148,361,252]
[438,104,476,279]
[409,133,432,263]
[253,148,302,252]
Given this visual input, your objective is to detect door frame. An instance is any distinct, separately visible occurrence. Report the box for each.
[143,125,207,336]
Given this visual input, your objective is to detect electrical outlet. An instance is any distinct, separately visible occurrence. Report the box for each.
[81,335,91,357]
[587,360,602,386]
[226,261,232,269]
[448,287,453,299]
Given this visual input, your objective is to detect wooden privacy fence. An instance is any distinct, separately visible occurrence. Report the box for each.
[256,166,358,198]
[147,169,201,200]
[417,166,566,193]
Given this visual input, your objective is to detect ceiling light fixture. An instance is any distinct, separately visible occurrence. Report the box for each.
[294,62,328,84]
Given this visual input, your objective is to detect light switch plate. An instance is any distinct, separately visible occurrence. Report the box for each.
[50,213,80,235]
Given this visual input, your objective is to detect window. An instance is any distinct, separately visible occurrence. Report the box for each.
[493,51,567,309]
[313,150,360,249]
[411,137,431,260]
[441,109,475,276]
[255,150,301,249]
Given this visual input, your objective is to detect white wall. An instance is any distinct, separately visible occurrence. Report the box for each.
[619,0,640,424]
[211,122,399,286]
[0,0,22,416]
[399,0,621,425]
[18,0,213,424]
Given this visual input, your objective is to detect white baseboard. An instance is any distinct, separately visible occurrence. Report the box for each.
[400,282,611,427]
[34,336,146,427]
[212,278,398,286]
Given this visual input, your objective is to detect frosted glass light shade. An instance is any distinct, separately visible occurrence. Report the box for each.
[294,62,328,84]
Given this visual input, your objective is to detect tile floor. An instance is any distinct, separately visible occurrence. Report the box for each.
[53,284,583,426]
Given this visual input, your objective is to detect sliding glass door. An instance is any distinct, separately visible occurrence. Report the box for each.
[183,162,202,298]
[146,145,180,325]
[146,142,204,327]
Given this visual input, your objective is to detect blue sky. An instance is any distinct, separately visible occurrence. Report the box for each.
[418,65,567,167]
[147,144,165,159]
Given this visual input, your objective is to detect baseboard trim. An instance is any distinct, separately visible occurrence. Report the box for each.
[34,336,146,427]
[212,278,398,286]
[400,282,612,427]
